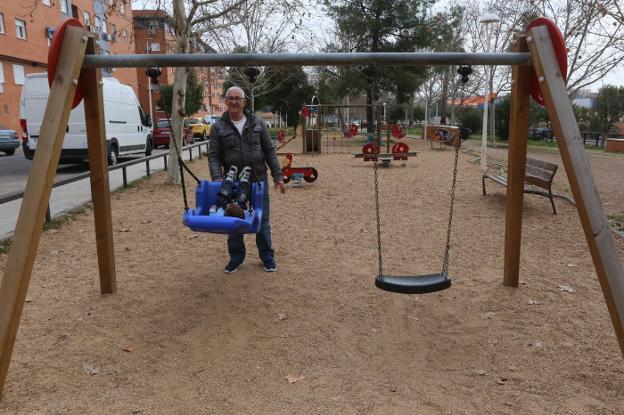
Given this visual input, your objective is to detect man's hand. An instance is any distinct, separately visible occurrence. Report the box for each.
[275,180,286,194]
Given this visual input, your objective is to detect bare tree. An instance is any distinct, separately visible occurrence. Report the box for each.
[201,0,314,111]
[532,0,624,95]
[460,1,533,141]
[152,0,247,184]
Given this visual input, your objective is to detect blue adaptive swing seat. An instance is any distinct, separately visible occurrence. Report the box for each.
[183,180,264,234]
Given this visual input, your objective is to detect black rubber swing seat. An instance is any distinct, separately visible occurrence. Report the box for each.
[375,273,452,294]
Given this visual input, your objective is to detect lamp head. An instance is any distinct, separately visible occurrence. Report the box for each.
[479,13,500,24]
[146,67,162,85]
[457,65,473,84]
[244,67,260,83]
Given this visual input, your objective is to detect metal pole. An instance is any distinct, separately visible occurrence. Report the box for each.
[146,43,155,126]
[424,99,428,140]
[83,52,532,69]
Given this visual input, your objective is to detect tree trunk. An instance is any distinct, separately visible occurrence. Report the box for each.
[489,72,496,144]
[440,68,449,123]
[366,88,374,134]
[167,0,190,185]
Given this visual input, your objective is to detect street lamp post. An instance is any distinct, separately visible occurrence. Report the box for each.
[479,12,500,170]
[146,42,155,124]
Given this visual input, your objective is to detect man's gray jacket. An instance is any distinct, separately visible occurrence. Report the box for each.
[208,110,283,183]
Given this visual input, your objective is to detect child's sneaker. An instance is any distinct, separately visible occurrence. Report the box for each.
[217,166,238,208]
[234,166,252,210]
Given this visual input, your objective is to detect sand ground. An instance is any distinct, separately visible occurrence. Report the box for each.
[0,135,623,414]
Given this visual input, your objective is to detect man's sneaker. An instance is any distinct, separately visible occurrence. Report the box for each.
[263,259,277,272]
[224,261,241,274]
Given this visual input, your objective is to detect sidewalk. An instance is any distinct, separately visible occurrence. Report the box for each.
[0,151,200,241]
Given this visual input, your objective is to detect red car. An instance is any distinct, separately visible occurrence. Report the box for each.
[152,118,195,148]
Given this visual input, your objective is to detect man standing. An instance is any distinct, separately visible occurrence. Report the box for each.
[208,86,286,273]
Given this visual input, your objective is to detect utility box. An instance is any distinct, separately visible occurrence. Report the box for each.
[606,138,624,153]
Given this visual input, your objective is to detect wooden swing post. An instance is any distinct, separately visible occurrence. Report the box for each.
[503,35,532,286]
[527,25,624,356]
[0,27,118,398]
[0,25,89,396]
[82,36,117,295]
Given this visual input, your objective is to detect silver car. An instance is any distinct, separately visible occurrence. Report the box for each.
[0,124,20,156]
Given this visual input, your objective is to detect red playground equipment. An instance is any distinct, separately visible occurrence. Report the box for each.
[277,129,285,142]
[344,123,359,138]
[390,124,406,139]
[281,153,319,184]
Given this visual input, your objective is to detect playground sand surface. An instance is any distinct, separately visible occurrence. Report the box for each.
[1,136,624,414]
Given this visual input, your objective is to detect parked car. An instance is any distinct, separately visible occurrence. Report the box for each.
[153,118,194,148]
[203,115,221,126]
[0,124,20,156]
[185,117,211,140]
[265,121,272,128]
[531,127,554,140]
[20,73,152,165]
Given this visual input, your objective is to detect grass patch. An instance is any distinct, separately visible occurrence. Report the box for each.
[608,213,624,233]
[43,204,92,231]
[464,136,610,153]
[0,175,156,255]
[0,204,93,255]
[0,239,11,255]
[114,175,152,193]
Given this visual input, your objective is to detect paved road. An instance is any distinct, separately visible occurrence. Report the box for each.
[0,145,205,241]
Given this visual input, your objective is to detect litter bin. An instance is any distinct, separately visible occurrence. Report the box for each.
[304,130,321,153]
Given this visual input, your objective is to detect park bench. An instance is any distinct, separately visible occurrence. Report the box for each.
[482,157,559,214]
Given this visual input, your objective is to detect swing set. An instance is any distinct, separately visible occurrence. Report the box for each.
[1,17,624,399]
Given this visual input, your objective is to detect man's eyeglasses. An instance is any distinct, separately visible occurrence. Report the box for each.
[225,96,244,101]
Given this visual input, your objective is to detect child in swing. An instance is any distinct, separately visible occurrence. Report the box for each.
[209,165,253,219]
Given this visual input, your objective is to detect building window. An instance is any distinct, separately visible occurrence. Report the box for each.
[15,19,26,39]
[119,1,125,15]
[60,0,69,14]
[0,63,4,93]
[13,65,25,85]
[101,18,108,34]
[110,23,116,41]
[43,0,52,5]
[149,42,160,52]
[94,16,101,33]
[121,29,127,41]
[0,13,4,35]
[83,11,91,27]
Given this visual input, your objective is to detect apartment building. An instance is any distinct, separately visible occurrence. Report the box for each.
[133,9,226,121]
[0,0,138,133]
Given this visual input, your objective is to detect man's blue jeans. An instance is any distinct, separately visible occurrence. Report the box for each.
[227,179,274,265]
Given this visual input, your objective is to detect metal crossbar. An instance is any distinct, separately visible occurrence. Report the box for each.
[83,52,532,69]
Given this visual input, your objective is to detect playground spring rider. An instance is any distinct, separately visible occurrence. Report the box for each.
[345,123,359,138]
[390,124,406,139]
[281,153,318,184]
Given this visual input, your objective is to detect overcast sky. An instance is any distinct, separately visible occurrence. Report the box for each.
[130,0,622,91]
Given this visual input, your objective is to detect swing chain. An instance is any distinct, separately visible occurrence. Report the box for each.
[442,145,460,276]
[373,158,383,277]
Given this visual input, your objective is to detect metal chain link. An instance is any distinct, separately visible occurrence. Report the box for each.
[373,158,383,277]
[442,144,460,277]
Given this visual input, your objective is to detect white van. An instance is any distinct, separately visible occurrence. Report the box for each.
[20,73,152,165]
